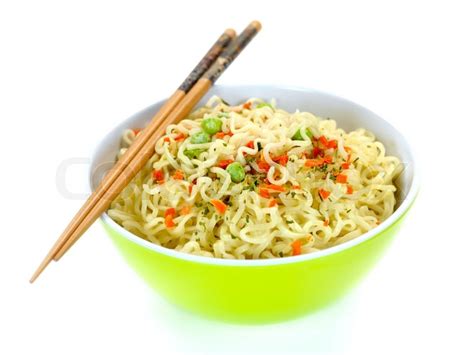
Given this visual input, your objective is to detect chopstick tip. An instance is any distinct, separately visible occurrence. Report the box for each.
[29,257,53,283]
[225,28,237,38]
[29,273,39,284]
[250,20,262,31]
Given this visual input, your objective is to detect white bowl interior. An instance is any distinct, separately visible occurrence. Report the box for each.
[90,85,417,265]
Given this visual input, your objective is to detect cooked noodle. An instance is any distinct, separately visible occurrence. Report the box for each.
[108,96,401,259]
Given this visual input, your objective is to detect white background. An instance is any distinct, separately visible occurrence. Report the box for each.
[1,1,473,354]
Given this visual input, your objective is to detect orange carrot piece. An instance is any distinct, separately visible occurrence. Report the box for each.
[242,102,252,110]
[180,205,191,215]
[259,188,271,199]
[304,159,324,167]
[323,219,329,227]
[291,240,302,256]
[346,185,353,194]
[268,199,278,207]
[173,170,184,180]
[257,159,271,172]
[261,184,286,192]
[210,199,227,214]
[174,133,186,141]
[273,154,288,166]
[341,162,350,169]
[336,174,348,183]
[319,136,329,147]
[164,137,171,143]
[327,139,338,149]
[164,208,176,218]
[217,159,234,169]
[323,155,333,164]
[246,140,255,149]
[152,170,164,182]
[313,147,321,157]
[319,188,331,200]
[165,214,175,228]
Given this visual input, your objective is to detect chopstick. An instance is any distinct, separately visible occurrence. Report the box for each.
[29,28,235,282]
[30,21,261,283]
[53,21,261,260]
[50,28,236,262]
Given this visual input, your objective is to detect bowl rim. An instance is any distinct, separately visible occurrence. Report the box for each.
[95,84,420,266]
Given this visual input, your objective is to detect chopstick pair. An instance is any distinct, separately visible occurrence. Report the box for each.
[30,21,262,283]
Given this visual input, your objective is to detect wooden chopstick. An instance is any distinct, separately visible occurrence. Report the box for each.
[29,28,237,283]
[51,21,261,262]
[51,29,236,263]
[30,21,261,282]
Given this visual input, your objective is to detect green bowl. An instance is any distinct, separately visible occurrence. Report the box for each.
[91,85,419,323]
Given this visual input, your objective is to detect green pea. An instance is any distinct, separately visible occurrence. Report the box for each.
[226,162,245,183]
[184,149,204,159]
[191,131,211,144]
[201,117,223,135]
[292,128,312,140]
[256,102,273,109]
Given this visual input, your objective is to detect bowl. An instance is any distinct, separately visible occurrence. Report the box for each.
[90,85,419,323]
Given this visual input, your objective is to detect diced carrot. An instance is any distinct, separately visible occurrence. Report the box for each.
[164,208,176,218]
[346,185,353,194]
[217,159,234,169]
[132,129,141,135]
[188,184,193,194]
[262,184,286,192]
[274,154,288,166]
[313,147,321,157]
[210,199,227,214]
[344,146,352,153]
[152,170,164,182]
[259,188,271,199]
[291,240,302,256]
[242,102,252,110]
[319,136,329,147]
[327,139,338,149]
[323,219,330,227]
[292,185,301,190]
[215,131,233,139]
[246,140,255,149]
[268,199,278,207]
[165,214,175,228]
[336,174,348,183]
[174,133,186,141]
[257,159,271,172]
[323,155,333,164]
[319,188,331,200]
[173,170,184,180]
[319,136,337,149]
[164,137,171,143]
[341,162,350,169]
[180,205,191,215]
[304,158,324,167]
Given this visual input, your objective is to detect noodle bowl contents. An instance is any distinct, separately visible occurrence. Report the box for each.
[108,97,402,259]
